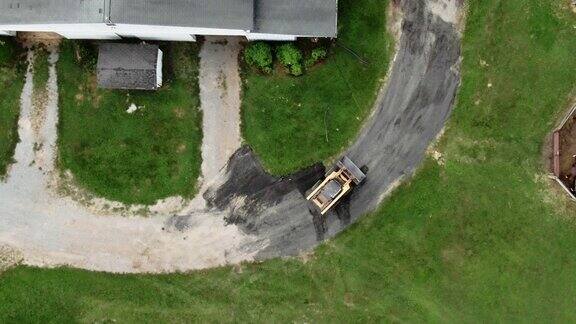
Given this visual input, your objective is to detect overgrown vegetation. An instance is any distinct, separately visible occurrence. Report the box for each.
[2,0,576,322]
[0,37,24,177]
[276,43,304,76]
[305,47,328,68]
[57,41,202,205]
[243,42,273,73]
[242,0,392,174]
[244,41,327,76]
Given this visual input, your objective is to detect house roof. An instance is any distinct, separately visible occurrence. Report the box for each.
[0,0,105,25]
[0,0,337,37]
[109,0,254,30]
[97,43,160,90]
[254,0,338,37]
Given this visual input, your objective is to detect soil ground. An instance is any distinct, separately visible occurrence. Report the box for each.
[556,111,576,190]
[17,32,61,50]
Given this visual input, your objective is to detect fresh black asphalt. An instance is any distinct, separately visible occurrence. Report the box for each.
[170,0,462,260]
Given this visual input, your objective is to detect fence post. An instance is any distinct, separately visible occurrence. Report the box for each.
[553,131,560,177]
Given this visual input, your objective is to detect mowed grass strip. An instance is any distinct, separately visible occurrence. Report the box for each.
[0,37,24,177]
[2,1,576,322]
[241,0,392,175]
[57,41,202,205]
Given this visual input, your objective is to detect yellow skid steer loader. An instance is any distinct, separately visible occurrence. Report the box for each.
[306,156,366,215]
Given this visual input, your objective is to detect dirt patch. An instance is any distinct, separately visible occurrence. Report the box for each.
[173,107,186,119]
[441,244,468,267]
[74,92,84,102]
[387,0,404,42]
[0,245,22,273]
[298,250,315,264]
[427,0,467,33]
[177,143,187,153]
[31,90,48,140]
[31,96,48,135]
[17,32,62,51]
[427,0,459,23]
[552,105,576,193]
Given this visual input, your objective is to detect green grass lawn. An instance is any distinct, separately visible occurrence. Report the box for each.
[57,41,202,205]
[0,37,24,177]
[241,0,392,175]
[2,0,576,321]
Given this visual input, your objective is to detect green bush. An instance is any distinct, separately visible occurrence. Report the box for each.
[276,43,303,76]
[244,42,273,73]
[290,64,303,76]
[276,44,302,66]
[305,47,328,68]
[70,41,98,72]
[0,39,14,63]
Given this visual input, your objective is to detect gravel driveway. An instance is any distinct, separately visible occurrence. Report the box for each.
[198,36,242,188]
[0,45,260,273]
[0,0,463,273]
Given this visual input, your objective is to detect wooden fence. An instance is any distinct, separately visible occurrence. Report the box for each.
[551,104,576,201]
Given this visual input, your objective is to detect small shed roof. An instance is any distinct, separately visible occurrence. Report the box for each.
[97,43,160,91]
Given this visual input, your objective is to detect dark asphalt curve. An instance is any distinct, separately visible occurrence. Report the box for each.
[175,0,462,260]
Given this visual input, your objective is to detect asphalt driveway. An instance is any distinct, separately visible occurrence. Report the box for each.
[0,0,463,273]
[202,0,463,259]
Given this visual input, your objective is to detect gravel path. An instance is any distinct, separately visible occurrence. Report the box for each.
[0,0,463,273]
[0,47,260,273]
[198,37,242,189]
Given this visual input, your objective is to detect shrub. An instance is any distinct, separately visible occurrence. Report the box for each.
[311,47,328,61]
[290,64,303,76]
[276,44,302,67]
[305,47,328,68]
[244,42,273,73]
[72,41,98,71]
[276,43,303,76]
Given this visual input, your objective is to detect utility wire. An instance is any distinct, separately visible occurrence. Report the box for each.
[336,41,370,65]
